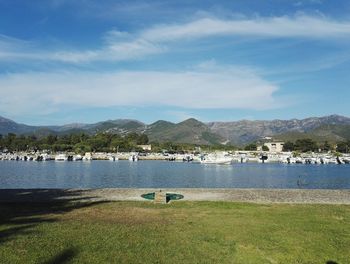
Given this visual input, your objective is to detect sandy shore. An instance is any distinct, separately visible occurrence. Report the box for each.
[0,188,350,204]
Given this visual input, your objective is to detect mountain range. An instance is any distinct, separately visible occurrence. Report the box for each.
[1,115,350,146]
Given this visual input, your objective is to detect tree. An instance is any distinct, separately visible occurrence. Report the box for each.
[244,143,257,151]
[337,141,350,153]
[88,138,108,152]
[13,135,28,151]
[74,143,92,154]
[294,139,318,152]
[110,137,125,151]
[70,134,82,145]
[321,141,332,152]
[137,134,149,145]
[46,135,57,145]
[7,133,16,142]
[283,141,295,152]
[262,145,269,151]
[126,132,139,142]
[29,135,37,141]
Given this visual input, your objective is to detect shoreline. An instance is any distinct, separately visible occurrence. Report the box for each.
[1,188,350,204]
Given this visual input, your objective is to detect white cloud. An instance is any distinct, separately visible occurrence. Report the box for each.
[0,34,36,60]
[142,15,350,42]
[1,15,350,64]
[0,38,164,63]
[104,15,350,63]
[0,66,279,115]
[50,39,164,63]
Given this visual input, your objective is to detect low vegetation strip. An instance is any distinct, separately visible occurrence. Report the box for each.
[0,201,349,263]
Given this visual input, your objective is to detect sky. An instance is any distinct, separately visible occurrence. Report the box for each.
[0,0,350,125]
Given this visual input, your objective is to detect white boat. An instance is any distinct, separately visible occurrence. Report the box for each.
[108,156,119,161]
[42,153,51,161]
[200,154,232,165]
[55,154,67,161]
[83,152,92,161]
[129,154,138,162]
[73,155,83,161]
[323,157,337,164]
[342,158,350,164]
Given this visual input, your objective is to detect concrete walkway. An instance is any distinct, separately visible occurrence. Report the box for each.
[0,188,350,204]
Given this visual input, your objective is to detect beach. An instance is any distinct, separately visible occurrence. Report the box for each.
[1,188,350,204]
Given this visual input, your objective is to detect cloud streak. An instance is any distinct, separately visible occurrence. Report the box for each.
[1,15,350,64]
[0,66,279,116]
[0,35,164,64]
[142,15,350,41]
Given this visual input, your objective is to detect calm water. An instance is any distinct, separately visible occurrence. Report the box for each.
[0,160,349,189]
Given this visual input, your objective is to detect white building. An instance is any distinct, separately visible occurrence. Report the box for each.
[263,142,285,153]
[137,145,152,151]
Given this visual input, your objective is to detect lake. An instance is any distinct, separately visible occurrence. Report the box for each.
[0,160,349,189]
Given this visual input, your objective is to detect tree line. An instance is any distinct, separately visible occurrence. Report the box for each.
[282,139,349,153]
[0,132,149,153]
[1,132,349,154]
[0,132,236,153]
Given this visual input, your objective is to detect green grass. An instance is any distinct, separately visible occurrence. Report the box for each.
[0,201,349,263]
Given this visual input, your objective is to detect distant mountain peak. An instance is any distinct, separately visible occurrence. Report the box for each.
[152,120,174,124]
[178,118,204,125]
[111,118,144,124]
[148,120,174,127]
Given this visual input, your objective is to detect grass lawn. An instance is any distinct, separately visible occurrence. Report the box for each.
[0,201,349,263]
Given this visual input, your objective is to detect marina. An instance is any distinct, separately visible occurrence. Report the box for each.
[1,150,350,164]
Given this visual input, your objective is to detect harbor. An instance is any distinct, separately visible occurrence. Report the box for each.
[1,150,350,165]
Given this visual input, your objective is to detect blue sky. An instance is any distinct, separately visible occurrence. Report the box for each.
[1,0,350,125]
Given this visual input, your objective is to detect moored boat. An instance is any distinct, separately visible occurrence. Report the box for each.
[129,154,138,162]
[200,154,232,165]
[55,154,67,161]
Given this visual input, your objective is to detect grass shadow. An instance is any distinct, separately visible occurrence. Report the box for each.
[42,247,78,264]
[0,189,108,261]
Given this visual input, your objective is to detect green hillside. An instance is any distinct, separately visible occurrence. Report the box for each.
[275,124,350,143]
[146,118,224,145]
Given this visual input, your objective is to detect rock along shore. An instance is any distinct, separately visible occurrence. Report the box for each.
[0,188,350,204]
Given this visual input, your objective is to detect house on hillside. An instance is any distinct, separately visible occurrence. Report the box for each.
[257,136,285,153]
[261,141,285,153]
[137,144,152,151]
